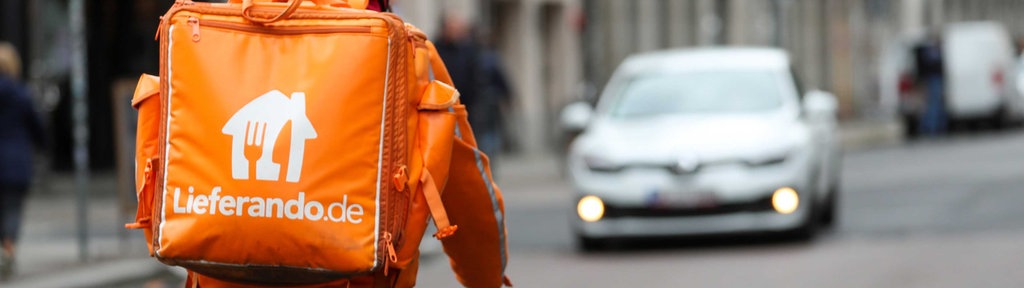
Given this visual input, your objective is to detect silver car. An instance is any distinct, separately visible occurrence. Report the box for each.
[564,48,841,250]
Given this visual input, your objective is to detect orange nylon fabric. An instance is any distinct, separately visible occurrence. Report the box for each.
[420,169,458,239]
[127,74,162,253]
[438,105,510,288]
[159,9,389,273]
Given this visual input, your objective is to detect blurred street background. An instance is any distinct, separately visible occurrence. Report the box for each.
[2,0,1024,287]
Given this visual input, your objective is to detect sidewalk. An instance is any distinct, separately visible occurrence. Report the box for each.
[2,170,172,287]
[838,118,904,152]
[2,118,902,287]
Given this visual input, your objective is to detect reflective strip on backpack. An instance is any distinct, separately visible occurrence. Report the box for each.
[472,146,507,273]
[450,107,507,273]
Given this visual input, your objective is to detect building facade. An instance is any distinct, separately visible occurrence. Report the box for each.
[8,0,1024,161]
[398,0,584,155]
[583,0,1024,123]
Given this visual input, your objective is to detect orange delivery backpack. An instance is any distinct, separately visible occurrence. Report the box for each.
[125,0,510,287]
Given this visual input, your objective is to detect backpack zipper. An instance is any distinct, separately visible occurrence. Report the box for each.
[188,18,375,42]
[382,231,398,276]
[188,17,201,42]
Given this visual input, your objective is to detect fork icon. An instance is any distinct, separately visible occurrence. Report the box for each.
[222,90,316,182]
[243,120,281,181]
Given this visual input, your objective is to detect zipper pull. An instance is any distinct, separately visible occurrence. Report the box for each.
[392,165,408,192]
[382,232,398,276]
[188,16,200,42]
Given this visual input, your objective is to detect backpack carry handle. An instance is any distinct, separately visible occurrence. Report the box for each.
[239,0,369,24]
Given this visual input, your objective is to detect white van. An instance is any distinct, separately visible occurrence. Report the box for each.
[943,21,1022,126]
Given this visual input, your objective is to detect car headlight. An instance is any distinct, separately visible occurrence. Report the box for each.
[771,187,799,214]
[577,196,605,222]
[584,155,623,172]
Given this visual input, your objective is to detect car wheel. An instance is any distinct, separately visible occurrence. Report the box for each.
[820,182,839,228]
[989,106,1009,130]
[789,190,818,241]
[902,114,919,139]
[577,234,606,252]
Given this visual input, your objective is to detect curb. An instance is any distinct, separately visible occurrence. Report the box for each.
[839,119,904,152]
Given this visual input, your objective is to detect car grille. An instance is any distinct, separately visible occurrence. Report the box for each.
[603,195,774,218]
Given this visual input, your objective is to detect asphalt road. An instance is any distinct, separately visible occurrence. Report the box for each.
[416,130,1024,287]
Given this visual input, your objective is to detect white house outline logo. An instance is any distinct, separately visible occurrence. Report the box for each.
[222,90,317,182]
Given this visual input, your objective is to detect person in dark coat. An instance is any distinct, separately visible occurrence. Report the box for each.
[914,36,946,136]
[0,42,45,279]
[435,13,483,116]
[435,13,512,172]
[475,48,512,168]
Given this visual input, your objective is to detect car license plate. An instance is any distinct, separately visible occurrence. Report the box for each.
[646,188,718,209]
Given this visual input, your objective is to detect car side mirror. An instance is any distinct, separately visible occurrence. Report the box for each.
[802,90,838,121]
[560,101,594,134]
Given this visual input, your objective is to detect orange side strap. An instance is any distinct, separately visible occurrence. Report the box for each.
[187,271,199,288]
[125,158,155,229]
[425,41,454,87]
[421,169,458,239]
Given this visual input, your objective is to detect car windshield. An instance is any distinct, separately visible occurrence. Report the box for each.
[609,70,785,118]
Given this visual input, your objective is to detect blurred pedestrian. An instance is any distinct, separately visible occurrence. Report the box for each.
[476,41,512,174]
[435,13,511,173]
[914,35,946,136]
[0,41,45,280]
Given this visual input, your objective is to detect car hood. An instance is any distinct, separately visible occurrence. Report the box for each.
[576,114,808,165]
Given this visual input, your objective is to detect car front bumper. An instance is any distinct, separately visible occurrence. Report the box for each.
[571,156,816,238]
[575,206,808,238]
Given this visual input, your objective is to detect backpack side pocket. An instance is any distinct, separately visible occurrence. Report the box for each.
[416,80,460,239]
[124,74,161,255]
